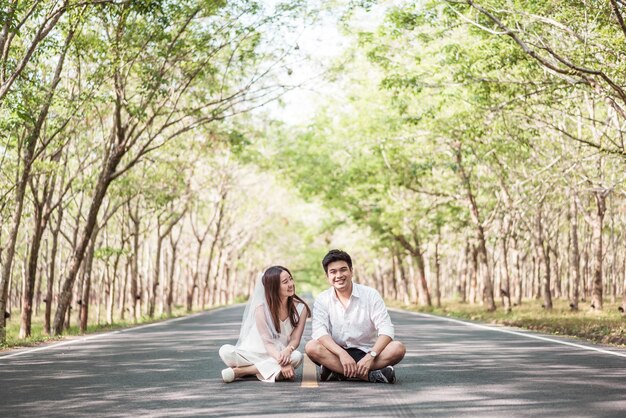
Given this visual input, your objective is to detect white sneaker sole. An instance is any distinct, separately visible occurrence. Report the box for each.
[221,367,235,383]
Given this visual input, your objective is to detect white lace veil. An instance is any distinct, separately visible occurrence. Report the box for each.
[235,269,282,354]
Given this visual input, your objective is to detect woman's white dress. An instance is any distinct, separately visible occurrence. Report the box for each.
[219,303,305,382]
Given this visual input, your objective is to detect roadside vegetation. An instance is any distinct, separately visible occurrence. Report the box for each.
[393,299,626,348]
[1,304,214,350]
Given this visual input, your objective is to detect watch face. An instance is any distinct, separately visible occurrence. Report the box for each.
[370,351,377,357]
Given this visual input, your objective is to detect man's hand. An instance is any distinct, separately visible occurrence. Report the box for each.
[280,364,295,380]
[356,354,374,379]
[339,352,358,378]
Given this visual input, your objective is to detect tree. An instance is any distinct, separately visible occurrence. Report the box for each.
[51,0,306,335]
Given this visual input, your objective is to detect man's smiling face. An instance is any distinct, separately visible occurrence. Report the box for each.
[326,260,353,293]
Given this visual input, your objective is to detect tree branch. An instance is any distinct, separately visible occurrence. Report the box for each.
[461,0,626,106]
[610,0,626,39]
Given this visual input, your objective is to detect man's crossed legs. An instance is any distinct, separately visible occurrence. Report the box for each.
[305,340,406,384]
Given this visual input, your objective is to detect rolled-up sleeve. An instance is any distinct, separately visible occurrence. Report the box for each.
[311,294,330,340]
[370,291,394,339]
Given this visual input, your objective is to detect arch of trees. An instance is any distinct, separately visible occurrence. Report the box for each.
[0,0,313,344]
[3,0,626,346]
[262,0,626,316]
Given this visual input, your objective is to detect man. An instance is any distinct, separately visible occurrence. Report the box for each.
[305,249,406,383]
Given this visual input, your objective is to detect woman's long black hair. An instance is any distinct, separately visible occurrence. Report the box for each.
[262,265,310,333]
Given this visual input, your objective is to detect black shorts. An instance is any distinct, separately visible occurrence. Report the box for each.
[344,347,367,362]
[311,347,367,366]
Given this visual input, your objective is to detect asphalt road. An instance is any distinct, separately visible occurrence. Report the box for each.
[1,305,626,417]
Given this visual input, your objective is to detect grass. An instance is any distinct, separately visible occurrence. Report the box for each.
[389,298,626,348]
[1,304,220,350]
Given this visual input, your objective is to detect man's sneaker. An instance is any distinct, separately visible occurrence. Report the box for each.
[319,365,344,381]
[368,366,396,384]
[319,365,333,381]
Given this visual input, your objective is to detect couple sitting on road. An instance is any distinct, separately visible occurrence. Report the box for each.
[218,249,406,384]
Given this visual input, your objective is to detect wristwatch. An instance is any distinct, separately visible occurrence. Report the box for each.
[369,351,377,358]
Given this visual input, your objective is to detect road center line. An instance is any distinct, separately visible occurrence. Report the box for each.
[301,353,319,388]
[409,310,626,359]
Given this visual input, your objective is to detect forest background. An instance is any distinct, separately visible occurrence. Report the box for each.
[1,0,626,349]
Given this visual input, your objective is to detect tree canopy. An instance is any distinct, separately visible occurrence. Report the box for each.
[2,0,626,346]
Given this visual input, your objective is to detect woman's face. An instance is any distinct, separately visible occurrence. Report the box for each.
[279,270,295,300]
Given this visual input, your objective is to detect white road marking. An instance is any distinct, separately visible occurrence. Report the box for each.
[400,310,626,359]
[0,307,230,360]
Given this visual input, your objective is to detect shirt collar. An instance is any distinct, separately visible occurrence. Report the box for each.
[332,282,360,301]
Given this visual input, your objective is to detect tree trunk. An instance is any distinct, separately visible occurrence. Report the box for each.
[224,260,233,304]
[512,238,523,306]
[609,200,617,304]
[120,259,130,320]
[228,261,238,304]
[454,144,496,311]
[79,226,99,333]
[1,26,74,342]
[457,243,469,303]
[219,255,229,306]
[542,247,553,309]
[500,233,512,314]
[620,248,626,316]
[187,231,206,312]
[390,254,397,301]
[582,224,590,302]
[64,304,72,330]
[567,192,580,311]
[396,251,410,305]
[535,204,553,310]
[129,201,141,323]
[1,163,28,339]
[551,243,561,299]
[1,118,38,343]
[19,200,46,338]
[149,232,164,318]
[531,253,540,300]
[413,248,432,307]
[203,191,226,308]
[394,232,431,306]
[150,210,184,318]
[96,270,105,325]
[20,160,61,338]
[166,230,180,317]
[469,244,478,304]
[107,247,122,325]
[211,247,225,306]
[373,260,384,295]
[405,256,418,304]
[590,191,607,311]
[434,231,442,308]
[45,207,63,334]
[35,259,43,317]
[52,143,124,335]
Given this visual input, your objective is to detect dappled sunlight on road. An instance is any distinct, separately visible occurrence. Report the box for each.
[2,306,626,417]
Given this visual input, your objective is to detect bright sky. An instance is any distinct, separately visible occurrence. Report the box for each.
[260,0,389,125]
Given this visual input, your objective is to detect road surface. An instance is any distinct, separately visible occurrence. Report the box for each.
[1,305,625,417]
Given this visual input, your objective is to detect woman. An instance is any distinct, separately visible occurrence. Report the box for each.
[219,265,310,383]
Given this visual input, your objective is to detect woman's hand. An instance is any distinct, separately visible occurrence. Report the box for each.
[277,347,291,366]
[280,364,295,380]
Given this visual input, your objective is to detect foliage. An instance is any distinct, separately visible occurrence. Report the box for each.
[392,298,626,348]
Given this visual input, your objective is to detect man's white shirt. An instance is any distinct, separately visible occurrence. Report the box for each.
[311,282,395,352]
